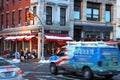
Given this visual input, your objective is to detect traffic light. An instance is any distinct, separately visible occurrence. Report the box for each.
[27,12,35,20]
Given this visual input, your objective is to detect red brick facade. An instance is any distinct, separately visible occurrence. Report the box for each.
[0,0,30,28]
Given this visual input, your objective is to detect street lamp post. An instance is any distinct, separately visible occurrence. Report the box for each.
[30,0,45,61]
[37,15,45,61]
[29,11,45,61]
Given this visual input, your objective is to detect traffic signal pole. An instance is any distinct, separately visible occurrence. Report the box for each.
[29,10,45,61]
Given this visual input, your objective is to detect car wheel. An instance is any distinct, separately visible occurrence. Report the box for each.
[50,63,58,74]
[83,68,93,80]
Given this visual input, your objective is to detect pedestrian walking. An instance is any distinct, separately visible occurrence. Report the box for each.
[3,49,8,58]
[15,51,20,59]
[24,48,30,63]
[19,49,24,62]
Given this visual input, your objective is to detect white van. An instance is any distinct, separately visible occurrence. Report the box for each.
[49,41,120,80]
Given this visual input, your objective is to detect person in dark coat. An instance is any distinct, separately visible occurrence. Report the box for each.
[24,48,30,63]
[20,49,24,62]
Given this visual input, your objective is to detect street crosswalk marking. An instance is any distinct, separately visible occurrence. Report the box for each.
[23,71,80,80]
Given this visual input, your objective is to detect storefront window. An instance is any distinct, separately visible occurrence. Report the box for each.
[24,41,30,50]
[103,32,110,41]
[84,31,101,41]
[17,41,22,51]
[74,29,82,41]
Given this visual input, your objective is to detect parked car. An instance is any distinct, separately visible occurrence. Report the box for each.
[49,41,120,80]
[0,57,23,80]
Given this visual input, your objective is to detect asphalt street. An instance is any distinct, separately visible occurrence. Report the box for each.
[16,62,120,80]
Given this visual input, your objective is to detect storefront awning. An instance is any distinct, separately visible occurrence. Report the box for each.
[4,35,35,41]
[25,35,35,40]
[75,24,113,32]
[5,36,17,40]
[15,36,26,40]
[45,34,73,41]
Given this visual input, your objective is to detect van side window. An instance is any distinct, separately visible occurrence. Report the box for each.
[57,48,65,56]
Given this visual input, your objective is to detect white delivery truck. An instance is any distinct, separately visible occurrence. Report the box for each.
[49,41,120,80]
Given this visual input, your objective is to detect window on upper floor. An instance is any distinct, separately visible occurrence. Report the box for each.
[105,4,112,23]
[1,14,4,29]
[19,0,22,1]
[25,8,29,22]
[1,0,4,8]
[33,6,37,25]
[74,0,81,20]
[46,6,52,25]
[12,11,15,27]
[18,10,22,25]
[6,0,9,5]
[12,0,15,4]
[6,13,9,28]
[87,2,100,21]
[60,7,66,26]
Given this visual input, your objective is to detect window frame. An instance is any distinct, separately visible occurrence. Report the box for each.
[105,4,112,23]
[60,7,66,26]
[6,13,9,28]
[18,10,22,25]
[46,6,52,25]
[87,2,100,21]
[1,14,4,28]
[74,0,81,20]
[25,8,29,22]
[12,11,15,27]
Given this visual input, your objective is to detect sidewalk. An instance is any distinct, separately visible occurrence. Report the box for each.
[29,58,40,62]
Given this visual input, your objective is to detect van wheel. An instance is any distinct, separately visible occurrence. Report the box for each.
[105,75,113,79]
[50,63,58,74]
[83,68,93,80]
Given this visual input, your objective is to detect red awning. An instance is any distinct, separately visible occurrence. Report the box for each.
[24,35,35,40]
[15,36,27,40]
[105,41,118,45]
[5,36,16,40]
[45,34,73,41]
[4,35,31,41]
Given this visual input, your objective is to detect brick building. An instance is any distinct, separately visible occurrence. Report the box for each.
[0,0,73,59]
[0,0,40,57]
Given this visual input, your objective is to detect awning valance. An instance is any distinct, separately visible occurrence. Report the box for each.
[24,35,35,40]
[4,35,35,41]
[45,34,73,41]
[74,24,113,32]
[5,36,17,40]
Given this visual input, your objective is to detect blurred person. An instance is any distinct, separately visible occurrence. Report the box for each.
[3,49,8,58]
[24,48,30,63]
[56,47,61,54]
[19,49,24,62]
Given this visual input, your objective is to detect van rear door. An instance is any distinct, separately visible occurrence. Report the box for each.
[101,48,120,70]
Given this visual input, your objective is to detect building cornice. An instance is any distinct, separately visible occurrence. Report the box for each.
[0,25,40,35]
